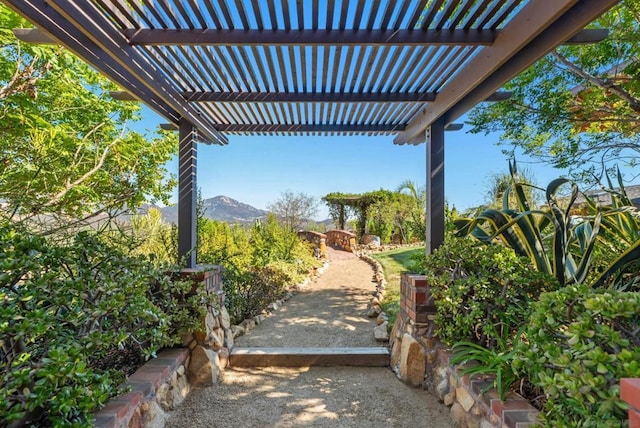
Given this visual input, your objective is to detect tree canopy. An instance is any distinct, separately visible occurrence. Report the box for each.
[468,0,640,182]
[323,188,424,243]
[0,5,176,234]
[267,190,318,230]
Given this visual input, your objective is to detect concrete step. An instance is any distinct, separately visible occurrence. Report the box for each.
[229,347,390,368]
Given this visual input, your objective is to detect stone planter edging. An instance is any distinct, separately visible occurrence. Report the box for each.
[356,251,390,343]
[390,272,541,428]
[93,348,190,428]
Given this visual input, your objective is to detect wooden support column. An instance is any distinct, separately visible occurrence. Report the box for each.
[426,118,445,255]
[178,118,197,268]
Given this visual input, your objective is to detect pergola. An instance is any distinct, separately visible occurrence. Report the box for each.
[7,0,618,267]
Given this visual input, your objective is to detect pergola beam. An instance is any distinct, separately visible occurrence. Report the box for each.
[160,123,464,133]
[124,28,496,46]
[12,28,57,44]
[123,27,607,47]
[564,28,609,44]
[394,0,619,146]
[182,91,510,104]
[215,124,406,133]
[183,91,437,103]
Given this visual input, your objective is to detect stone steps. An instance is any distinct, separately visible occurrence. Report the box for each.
[229,347,390,368]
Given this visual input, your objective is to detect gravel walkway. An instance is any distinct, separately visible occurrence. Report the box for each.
[166,248,453,428]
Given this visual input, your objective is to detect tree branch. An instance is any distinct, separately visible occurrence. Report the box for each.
[551,51,640,112]
[44,137,119,208]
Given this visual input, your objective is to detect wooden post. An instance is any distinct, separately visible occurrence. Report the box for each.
[178,118,197,268]
[426,118,445,255]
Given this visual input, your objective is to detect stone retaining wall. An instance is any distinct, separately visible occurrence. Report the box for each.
[94,262,330,427]
[298,230,327,258]
[390,273,540,428]
[325,229,356,252]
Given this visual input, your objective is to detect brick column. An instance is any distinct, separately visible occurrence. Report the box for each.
[621,378,640,428]
[400,273,436,324]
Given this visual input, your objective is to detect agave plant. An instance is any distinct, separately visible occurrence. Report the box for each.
[456,162,640,288]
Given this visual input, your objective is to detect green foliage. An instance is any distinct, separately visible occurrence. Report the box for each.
[468,0,640,179]
[456,162,640,288]
[396,180,427,242]
[251,214,309,267]
[451,341,517,401]
[218,215,319,324]
[223,261,306,324]
[515,285,640,426]
[130,207,178,265]
[0,5,176,234]
[322,192,355,230]
[324,187,425,243]
[0,221,205,426]
[412,236,558,349]
[197,217,251,270]
[132,208,320,326]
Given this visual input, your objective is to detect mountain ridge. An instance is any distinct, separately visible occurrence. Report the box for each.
[145,195,268,224]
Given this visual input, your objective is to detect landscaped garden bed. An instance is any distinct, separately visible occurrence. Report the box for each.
[380,168,640,427]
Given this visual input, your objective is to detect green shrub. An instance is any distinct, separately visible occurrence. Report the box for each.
[0,222,205,426]
[223,262,297,324]
[412,237,559,349]
[515,284,640,426]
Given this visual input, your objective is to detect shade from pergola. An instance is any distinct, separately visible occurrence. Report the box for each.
[6,0,619,266]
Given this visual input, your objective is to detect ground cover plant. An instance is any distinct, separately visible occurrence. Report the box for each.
[515,284,640,426]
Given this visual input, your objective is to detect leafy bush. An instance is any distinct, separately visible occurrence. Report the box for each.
[223,262,299,324]
[515,285,640,427]
[0,222,205,426]
[412,237,558,349]
[451,342,517,401]
[196,215,319,325]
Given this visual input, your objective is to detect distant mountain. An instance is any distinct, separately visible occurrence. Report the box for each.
[144,195,268,224]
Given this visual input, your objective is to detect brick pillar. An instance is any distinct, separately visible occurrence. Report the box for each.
[180,265,224,305]
[621,378,640,428]
[400,273,436,324]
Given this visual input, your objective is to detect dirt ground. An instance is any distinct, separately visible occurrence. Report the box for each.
[166,248,454,428]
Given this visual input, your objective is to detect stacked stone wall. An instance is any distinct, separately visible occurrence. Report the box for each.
[390,273,540,428]
[325,229,356,252]
[298,230,327,258]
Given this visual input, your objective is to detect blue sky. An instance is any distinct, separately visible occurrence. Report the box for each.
[132,106,571,220]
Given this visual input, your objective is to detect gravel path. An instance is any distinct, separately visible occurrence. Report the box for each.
[166,248,453,428]
[233,249,379,348]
